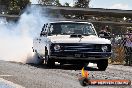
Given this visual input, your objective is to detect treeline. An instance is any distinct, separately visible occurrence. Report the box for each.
[0,0,30,14]
[0,0,90,15]
[38,0,90,8]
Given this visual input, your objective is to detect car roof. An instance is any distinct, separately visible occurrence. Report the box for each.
[48,21,92,24]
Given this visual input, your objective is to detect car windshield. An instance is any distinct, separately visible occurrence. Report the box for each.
[49,23,96,36]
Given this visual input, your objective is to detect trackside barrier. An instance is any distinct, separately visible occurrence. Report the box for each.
[102,34,132,65]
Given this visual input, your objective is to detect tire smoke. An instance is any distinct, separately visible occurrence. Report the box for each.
[0,6,49,63]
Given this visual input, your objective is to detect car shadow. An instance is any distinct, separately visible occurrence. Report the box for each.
[27,63,100,71]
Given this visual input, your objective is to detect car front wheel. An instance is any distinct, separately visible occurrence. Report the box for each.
[45,49,55,68]
[97,59,108,71]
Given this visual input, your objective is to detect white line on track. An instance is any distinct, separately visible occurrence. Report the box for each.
[0,75,13,77]
[0,78,25,88]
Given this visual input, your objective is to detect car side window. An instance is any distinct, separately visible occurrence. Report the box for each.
[42,24,45,31]
[40,23,49,36]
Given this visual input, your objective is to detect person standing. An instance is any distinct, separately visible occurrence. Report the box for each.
[124,29,132,65]
[98,26,111,39]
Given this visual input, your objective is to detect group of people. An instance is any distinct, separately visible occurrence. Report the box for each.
[98,25,132,65]
[98,26,111,39]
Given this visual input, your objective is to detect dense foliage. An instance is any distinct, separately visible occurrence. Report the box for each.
[38,0,61,6]
[74,0,90,8]
[0,0,30,14]
[38,0,90,8]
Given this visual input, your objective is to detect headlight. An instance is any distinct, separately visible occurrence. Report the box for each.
[54,45,61,51]
[101,45,108,52]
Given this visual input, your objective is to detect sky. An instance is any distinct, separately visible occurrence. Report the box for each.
[30,0,132,10]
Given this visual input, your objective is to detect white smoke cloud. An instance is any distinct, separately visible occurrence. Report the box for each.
[0,5,49,63]
[30,0,38,4]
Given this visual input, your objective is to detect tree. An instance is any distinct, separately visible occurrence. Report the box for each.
[53,0,61,6]
[0,0,30,14]
[7,0,30,14]
[74,0,91,8]
[8,0,20,14]
[64,2,70,7]
[18,0,30,9]
[71,0,91,20]
[0,0,9,14]
[38,0,62,6]
[38,0,55,5]
[0,0,9,5]
[0,0,10,11]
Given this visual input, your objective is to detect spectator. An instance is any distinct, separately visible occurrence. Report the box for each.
[98,26,111,39]
[124,29,132,65]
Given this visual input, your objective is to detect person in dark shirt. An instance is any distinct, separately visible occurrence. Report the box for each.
[98,26,111,39]
[124,29,132,65]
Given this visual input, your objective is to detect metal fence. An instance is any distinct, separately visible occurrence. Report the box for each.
[102,34,132,65]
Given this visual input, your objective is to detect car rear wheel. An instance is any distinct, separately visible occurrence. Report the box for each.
[97,59,108,71]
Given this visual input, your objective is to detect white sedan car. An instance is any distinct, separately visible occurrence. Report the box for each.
[33,21,111,70]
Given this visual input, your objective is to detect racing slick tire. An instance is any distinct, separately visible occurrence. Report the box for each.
[45,48,55,68]
[97,59,108,71]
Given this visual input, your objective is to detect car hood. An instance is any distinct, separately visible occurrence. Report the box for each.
[47,35,111,44]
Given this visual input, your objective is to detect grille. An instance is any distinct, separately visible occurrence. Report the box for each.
[51,43,111,52]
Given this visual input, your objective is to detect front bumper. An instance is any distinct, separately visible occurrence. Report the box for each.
[50,43,111,60]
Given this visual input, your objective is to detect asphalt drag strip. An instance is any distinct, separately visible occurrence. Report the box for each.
[0,60,132,88]
[0,78,24,88]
